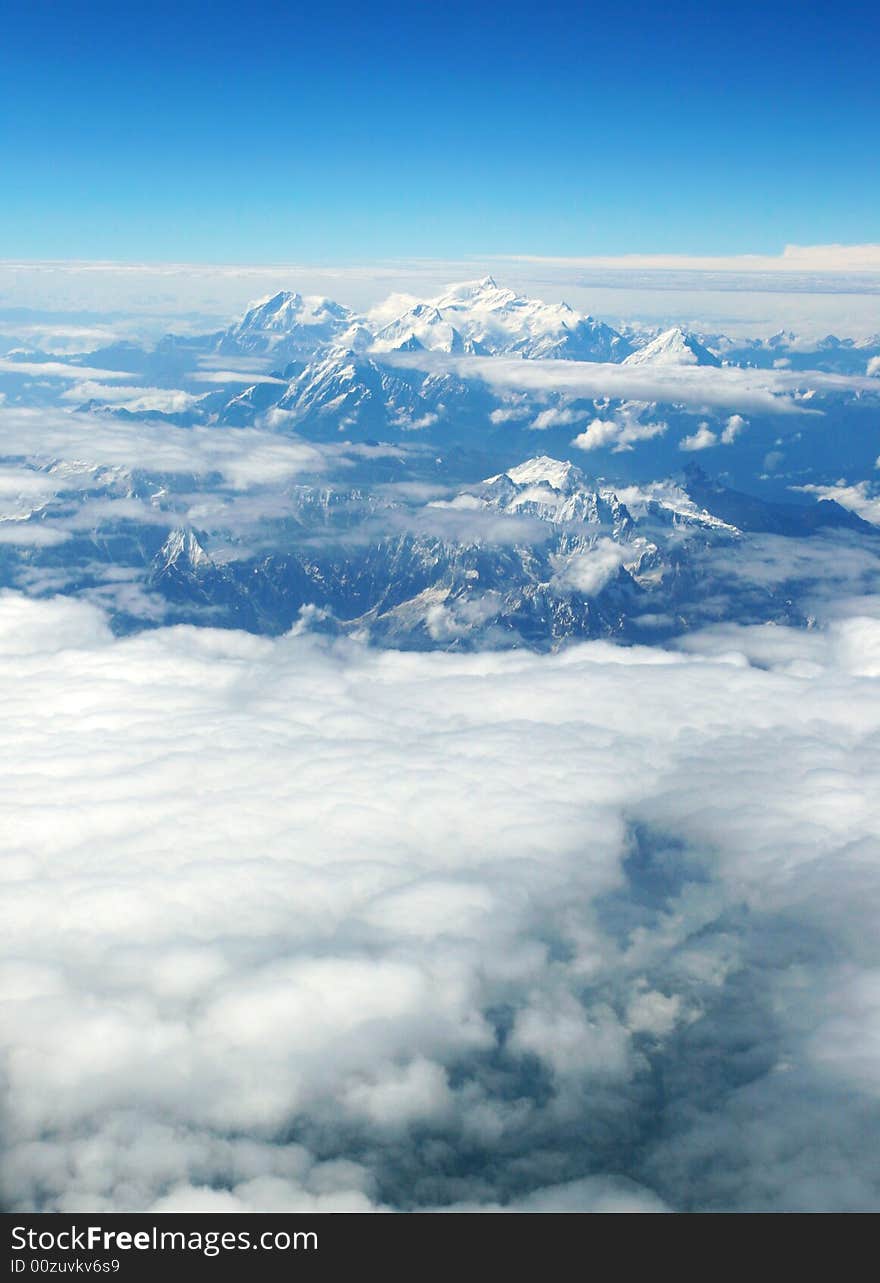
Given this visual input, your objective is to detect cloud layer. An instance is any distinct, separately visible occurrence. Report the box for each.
[3,249,880,346]
[386,351,877,416]
[2,593,880,1211]
[0,406,325,490]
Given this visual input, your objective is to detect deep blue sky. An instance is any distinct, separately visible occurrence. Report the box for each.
[1,0,877,262]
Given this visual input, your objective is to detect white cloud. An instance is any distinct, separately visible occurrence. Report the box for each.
[0,323,128,354]
[779,243,880,271]
[191,370,287,385]
[365,292,423,327]
[0,465,58,506]
[696,531,880,599]
[550,539,630,595]
[791,480,880,526]
[572,418,621,450]
[679,423,718,452]
[2,593,880,1211]
[0,405,325,490]
[721,413,747,444]
[440,1177,671,1213]
[3,248,880,1216]
[386,351,875,416]
[498,243,880,273]
[4,251,880,352]
[572,413,666,453]
[489,403,532,424]
[531,407,584,430]
[60,383,204,413]
[0,358,136,381]
[0,523,68,546]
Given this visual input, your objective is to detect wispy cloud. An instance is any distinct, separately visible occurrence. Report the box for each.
[59,383,204,413]
[191,370,287,385]
[0,405,325,489]
[385,351,875,415]
[0,358,136,381]
[495,243,880,273]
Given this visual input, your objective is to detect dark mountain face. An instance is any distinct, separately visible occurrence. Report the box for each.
[684,466,879,537]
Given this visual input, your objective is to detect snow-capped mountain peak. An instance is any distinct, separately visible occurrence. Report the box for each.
[158,528,212,571]
[219,291,355,359]
[501,456,584,492]
[474,456,636,537]
[374,280,631,362]
[623,327,721,367]
[372,304,467,355]
[433,276,510,308]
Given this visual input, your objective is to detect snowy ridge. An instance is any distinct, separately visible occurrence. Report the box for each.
[613,480,740,532]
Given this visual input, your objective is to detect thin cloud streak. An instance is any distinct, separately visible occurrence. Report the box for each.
[385,352,875,414]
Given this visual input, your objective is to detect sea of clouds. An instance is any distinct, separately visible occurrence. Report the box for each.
[2,590,879,1212]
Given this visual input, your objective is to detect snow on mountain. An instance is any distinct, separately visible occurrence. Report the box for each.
[218,291,355,360]
[502,456,583,491]
[613,480,741,533]
[219,379,288,426]
[470,455,636,541]
[350,455,666,647]
[372,303,470,355]
[335,322,379,354]
[157,527,212,572]
[212,278,744,374]
[274,345,427,433]
[277,346,383,414]
[702,329,880,375]
[266,332,511,438]
[623,327,722,368]
[372,276,632,362]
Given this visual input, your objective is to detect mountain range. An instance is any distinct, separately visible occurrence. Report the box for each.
[1,276,878,651]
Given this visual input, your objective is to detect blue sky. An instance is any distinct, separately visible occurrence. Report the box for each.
[1,0,877,262]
